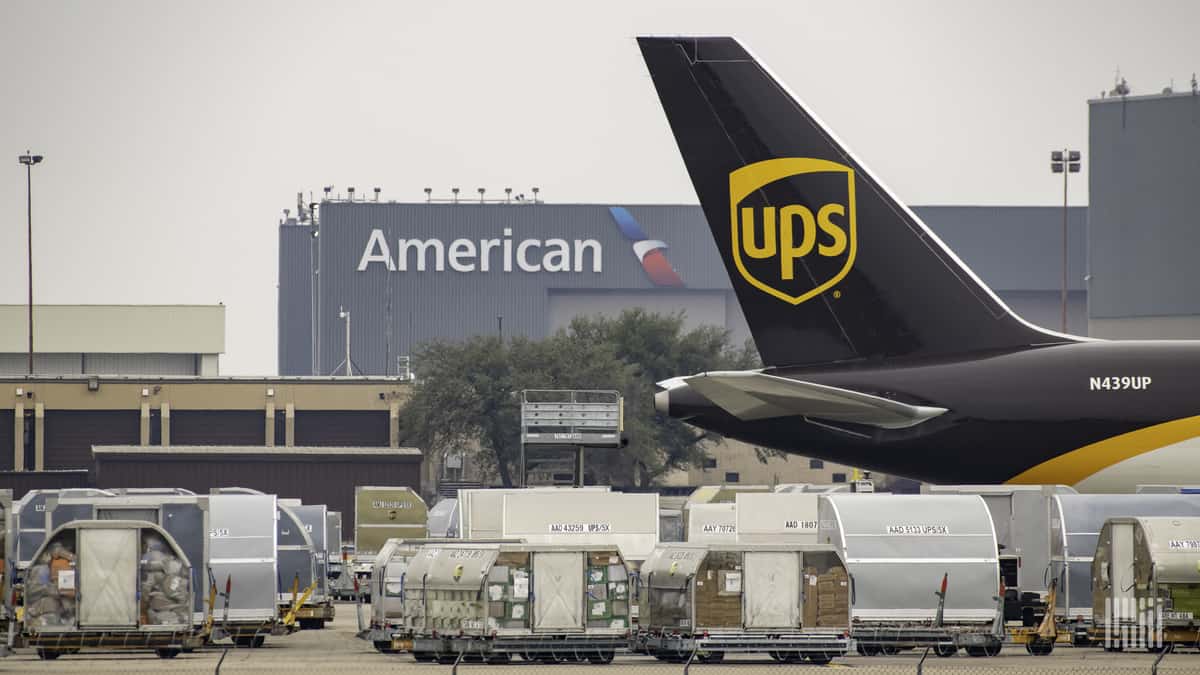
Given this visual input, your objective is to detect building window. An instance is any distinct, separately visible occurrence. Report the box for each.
[725,472,740,483]
[832,472,847,483]
[809,459,824,469]
[702,458,717,469]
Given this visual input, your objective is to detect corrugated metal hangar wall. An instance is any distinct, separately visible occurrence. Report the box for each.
[1089,92,1200,339]
[279,203,1086,376]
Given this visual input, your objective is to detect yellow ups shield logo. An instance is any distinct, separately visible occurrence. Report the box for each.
[729,158,857,305]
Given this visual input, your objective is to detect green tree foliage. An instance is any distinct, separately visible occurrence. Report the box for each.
[400,310,761,487]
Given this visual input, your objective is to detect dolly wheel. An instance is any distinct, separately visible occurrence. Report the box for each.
[808,652,834,665]
[934,643,958,657]
[697,651,724,663]
[36,649,61,660]
[156,648,181,659]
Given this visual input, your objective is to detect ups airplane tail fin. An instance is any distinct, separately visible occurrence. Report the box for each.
[638,36,1075,367]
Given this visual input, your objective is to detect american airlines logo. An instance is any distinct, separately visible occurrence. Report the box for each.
[609,207,684,287]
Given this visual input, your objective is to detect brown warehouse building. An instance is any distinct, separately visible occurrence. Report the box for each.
[0,375,423,528]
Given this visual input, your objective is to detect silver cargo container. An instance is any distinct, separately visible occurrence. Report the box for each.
[818,494,1003,656]
[638,543,850,664]
[206,492,279,643]
[425,498,458,538]
[500,491,658,561]
[1049,493,1200,639]
[20,520,201,659]
[736,493,820,545]
[404,543,632,663]
[685,503,736,543]
[289,504,331,606]
[276,501,327,628]
[457,487,609,540]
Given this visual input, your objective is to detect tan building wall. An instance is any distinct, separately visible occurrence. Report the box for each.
[660,438,859,488]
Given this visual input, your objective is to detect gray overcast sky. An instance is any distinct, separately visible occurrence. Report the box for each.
[2,0,1197,374]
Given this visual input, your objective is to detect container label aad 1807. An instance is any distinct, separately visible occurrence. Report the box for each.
[1168,539,1200,550]
[886,524,950,535]
[784,520,818,530]
[549,522,611,533]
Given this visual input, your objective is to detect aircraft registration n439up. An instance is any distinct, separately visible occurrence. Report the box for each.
[639,36,1198,492]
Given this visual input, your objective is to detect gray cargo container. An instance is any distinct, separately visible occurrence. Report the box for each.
[20,520,201,659]
[425,499,458,538]
[685,503,737,543]
[1049,493,1200,641]
[206,493,279,644]
[47,494,207,626]
[818,494,1002,656]
[290,504,331,606]
[276,501,327,628]
[404,542,633,663]
[638,543,850,663]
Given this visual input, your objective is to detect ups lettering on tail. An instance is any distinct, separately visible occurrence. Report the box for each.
[738,204,849,279]
[729,158,857,305]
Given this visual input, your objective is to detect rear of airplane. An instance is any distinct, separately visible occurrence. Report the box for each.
[637,37,1073,368]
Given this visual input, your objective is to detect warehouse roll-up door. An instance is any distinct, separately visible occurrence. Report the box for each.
[533,552,583,631]
[79,528,138,627]
[744,551,800,629]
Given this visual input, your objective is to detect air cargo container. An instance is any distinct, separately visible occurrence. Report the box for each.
[638,543,850,664]
[924,485,1076,626]
[0,489,11,644]
[500,491,658,561]
[685,503,736,543]
[1049,493,1200,643]
[276,501,327,628]
[353,487,428,591]
[288,502,332,627]
[404,543,633,663]
[360,537,520,653]
[326,510,344,589]
[206,493,280,644]
[818,494,1003,656]
[735,493,820,545]
[457,487,609,540]
[20,520,202,660]
[46,494,207,628]
[426,499,459,538]
[1092,517,1200,650]
[49,491,281,645]
[354,487,428,555]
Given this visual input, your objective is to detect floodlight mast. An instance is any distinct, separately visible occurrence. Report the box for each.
[18,152,43,375]
[1050,149,1081,333]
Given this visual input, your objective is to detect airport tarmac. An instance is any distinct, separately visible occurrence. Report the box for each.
[3,603,1198,673]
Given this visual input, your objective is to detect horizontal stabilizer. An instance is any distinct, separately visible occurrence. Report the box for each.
[682,371,947,430]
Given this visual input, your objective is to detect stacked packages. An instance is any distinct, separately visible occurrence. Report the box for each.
[815,566,849,627]
[140,533,191,626]
[25,540,78,629]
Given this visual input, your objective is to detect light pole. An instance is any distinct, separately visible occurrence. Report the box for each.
[18,152,43,375]
[1051,149,1080,333]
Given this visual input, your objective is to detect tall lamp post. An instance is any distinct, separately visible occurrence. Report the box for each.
[1051,149,1080,333]
[18,152,43,375]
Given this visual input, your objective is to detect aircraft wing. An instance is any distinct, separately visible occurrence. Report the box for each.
[682,371,948,430]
